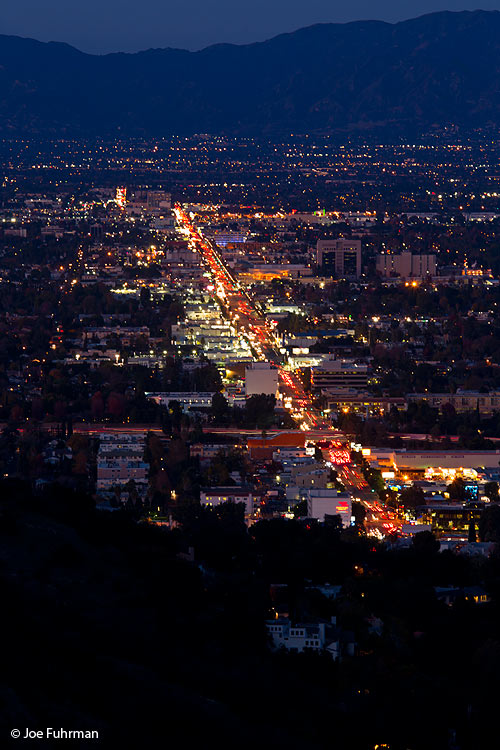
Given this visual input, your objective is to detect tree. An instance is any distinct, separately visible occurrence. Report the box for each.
[293,499,307,518]
[90,391,104,420]
[153,469,171,497]
[244,394,276,430]
[206,457,231,487]
[125,479,140,506]
[412,530,440,555]
[479,504,500,543]
[301,368,312,392]
[363,466,385,495]
[168,400,183,432]
[73,450,88,476]
[351,500,366,529]
[468,516,477,543]
[398,485,425,518]
[448,477,467,502]
[211,392,230,423]
[10,404,23,423]
[484,481,499,502]
[54,400,67,421]
[139,286,151,306]
[399,485,425,508]
[31,398,44,421]
[441,402,457,421]
[106,392,125,420]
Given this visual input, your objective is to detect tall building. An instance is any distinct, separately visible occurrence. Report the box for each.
[316,239,361,278]
[376,252,436,278]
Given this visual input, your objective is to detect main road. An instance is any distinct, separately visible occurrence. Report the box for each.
[174,204,331,430]
[174,204,401,537]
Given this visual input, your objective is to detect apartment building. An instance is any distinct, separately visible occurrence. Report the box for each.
[97,433,149,494]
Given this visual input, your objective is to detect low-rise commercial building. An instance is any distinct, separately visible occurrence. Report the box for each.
[326,390,405,418]
[311,359,369,391]
[291,462,330,489]
[423,502,485,537]
[146,392,215,410]
[407,390,500,415]
[306,489,352,526]
[370,449,500,472]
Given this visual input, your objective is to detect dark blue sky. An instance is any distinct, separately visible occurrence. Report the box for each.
[2,1,499,53]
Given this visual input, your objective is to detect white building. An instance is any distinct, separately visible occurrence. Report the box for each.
[200,487,255,516]
[266,619,325,652]
[306,489,352,527]
[376,252,436,278]
[146,392,215,410]
[266,618,341,658]
[245,362,279,397]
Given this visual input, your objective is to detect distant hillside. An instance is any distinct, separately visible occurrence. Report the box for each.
[1,10,500,136]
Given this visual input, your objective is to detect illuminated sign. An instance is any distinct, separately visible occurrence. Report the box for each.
[115,187,126,208]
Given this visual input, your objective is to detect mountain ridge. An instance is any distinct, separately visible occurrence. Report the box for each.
[1,10,500,136]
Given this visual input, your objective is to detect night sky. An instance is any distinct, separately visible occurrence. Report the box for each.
[2,1,500,54]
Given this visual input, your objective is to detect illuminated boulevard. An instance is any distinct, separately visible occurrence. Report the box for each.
[174,204,402,538]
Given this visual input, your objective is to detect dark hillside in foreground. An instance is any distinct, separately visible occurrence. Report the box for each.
[2,480,500,747]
